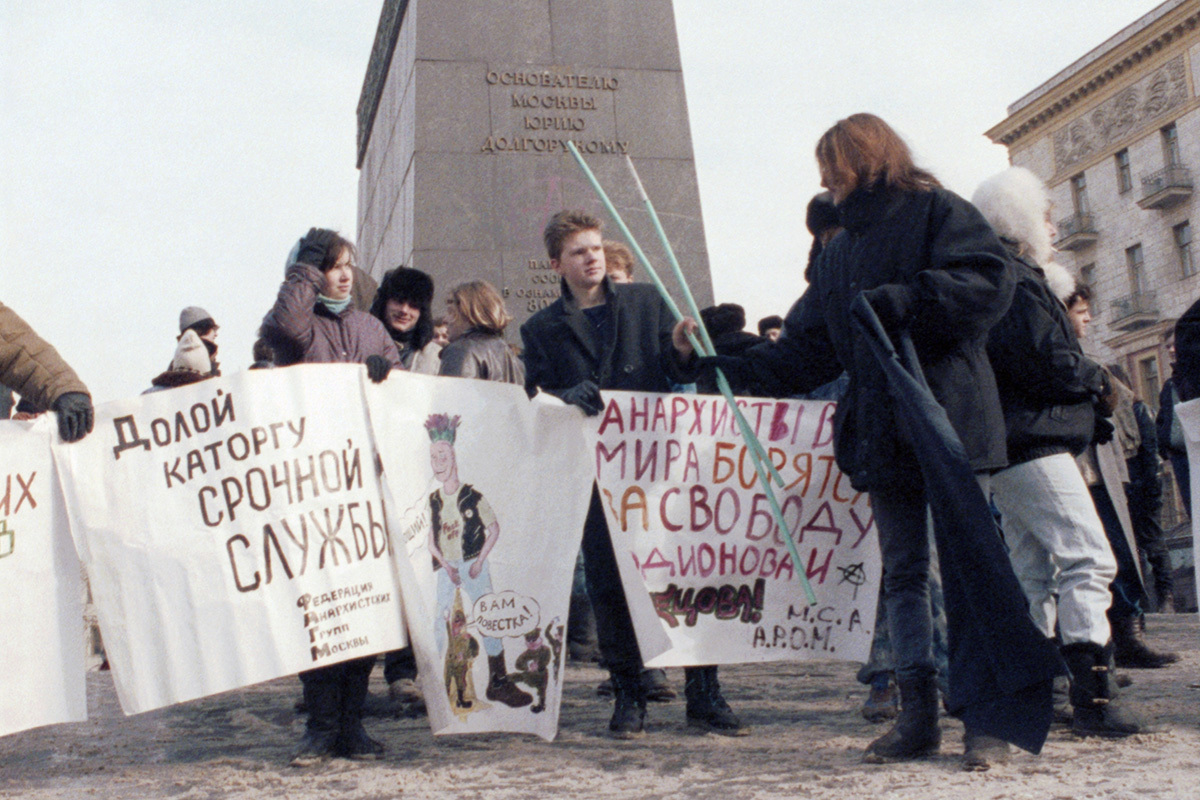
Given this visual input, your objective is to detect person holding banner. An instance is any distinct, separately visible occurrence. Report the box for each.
[521,211,741,739]
[0,301,93,442]
[708,114,1018,762]
[261,228,400,766]
[370,266,443,375]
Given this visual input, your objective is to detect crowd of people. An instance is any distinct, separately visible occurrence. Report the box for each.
[2,111,1196,773]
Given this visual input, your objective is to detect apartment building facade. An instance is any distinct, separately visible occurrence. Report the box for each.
[986,0,1200,413]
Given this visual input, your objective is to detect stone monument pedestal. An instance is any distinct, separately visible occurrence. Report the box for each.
[356,0,713,331]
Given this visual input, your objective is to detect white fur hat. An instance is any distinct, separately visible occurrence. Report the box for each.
[972,167,1054,268]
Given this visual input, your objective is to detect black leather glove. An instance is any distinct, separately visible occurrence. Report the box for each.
[696,354,753,387]
[864,284,917,329]
[1093,416,1115,445]
[365,355,392,384]
[294,227,339,268]
[559,380,604,416]
[52,392,94,443]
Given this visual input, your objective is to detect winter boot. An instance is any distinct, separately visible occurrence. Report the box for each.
[1111,615,1179,668]
[609,670,647,739]
[1156,589,1176,615]
[337,663,384,760]
[291,678,341,767]
[1062,642,1161,738]
[486,653,533,708]
[863,674,941,762]
[643,668,677,703]
[684,666,747,736]
[1051,674,1073,725]
[861,673,900,723]
[961,726,1011,772]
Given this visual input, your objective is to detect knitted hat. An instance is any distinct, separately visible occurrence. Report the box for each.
[179,306,215,333]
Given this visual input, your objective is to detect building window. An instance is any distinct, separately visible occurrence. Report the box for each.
[1162,123,1181,167]
[1115,149,1132,193]
[1176,221,1195,277]
[1139,354,1161,405]
[1071,173,1091,213]
[1126,244,1146,294]
[1080,263,1096,291]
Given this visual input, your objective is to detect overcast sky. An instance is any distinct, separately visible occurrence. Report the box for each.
[2,1,1165,402]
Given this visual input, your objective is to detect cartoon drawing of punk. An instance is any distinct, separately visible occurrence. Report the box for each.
[426,413,532,709]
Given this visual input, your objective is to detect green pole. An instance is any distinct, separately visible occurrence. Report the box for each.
[565,142,817,605]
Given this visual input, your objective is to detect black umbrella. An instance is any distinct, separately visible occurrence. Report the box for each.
[850,294,1064,754]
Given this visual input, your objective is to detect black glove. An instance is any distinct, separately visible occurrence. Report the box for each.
[365,355,392,384]
[559,380,604,416]
[696,354,753,387]
[52,392,94,443]
[864,284,917,329]
[1093,416,1115,445]
[294,227,339,268]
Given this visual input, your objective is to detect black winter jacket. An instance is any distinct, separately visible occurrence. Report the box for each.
[739,185,1014,490]
[520,277,692,397]
[986,248,1106,466]
[1175,295,1200,401]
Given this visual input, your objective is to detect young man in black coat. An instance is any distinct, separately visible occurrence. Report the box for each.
[520,210,743,738]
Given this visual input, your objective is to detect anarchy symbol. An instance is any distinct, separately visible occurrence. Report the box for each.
[836,562,866,600]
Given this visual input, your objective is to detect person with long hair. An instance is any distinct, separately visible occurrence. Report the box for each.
[710,114,1016,762]
[261,227,400,766]
[438,281,524,384]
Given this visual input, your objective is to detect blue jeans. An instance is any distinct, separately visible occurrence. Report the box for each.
[868,482,938,684]
[857,524,949,694]
[435,558,502,657]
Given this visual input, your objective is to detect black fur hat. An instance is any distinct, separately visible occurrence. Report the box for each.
[699,303,747,337]
[376,266,434,306]
[370,266,436,350]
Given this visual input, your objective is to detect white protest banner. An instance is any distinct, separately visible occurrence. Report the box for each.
[1174,398,1200,585]
[0,418,87,737]
[591,391,880,667]
[365,372,591,741]
[52,365,405,714]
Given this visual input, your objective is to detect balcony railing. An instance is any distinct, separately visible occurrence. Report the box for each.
[1138,165,1193,210]
[1055,212,1098,250]
[1109,290,1159,330]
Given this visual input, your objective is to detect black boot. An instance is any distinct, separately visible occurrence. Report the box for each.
[291,675,341,767]
[486,653,533,708]
[643,668,677,703]
[609,670,647,739]
[684,666,746,736]
[1062,642,1160,738]
[337,661,384,760]
[1111,615,1179,668]
[1157,590,1176,614]
[961,726,1011,772]
[863,674,940,762]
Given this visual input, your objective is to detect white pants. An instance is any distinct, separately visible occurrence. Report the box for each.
[991,452,1116,646]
